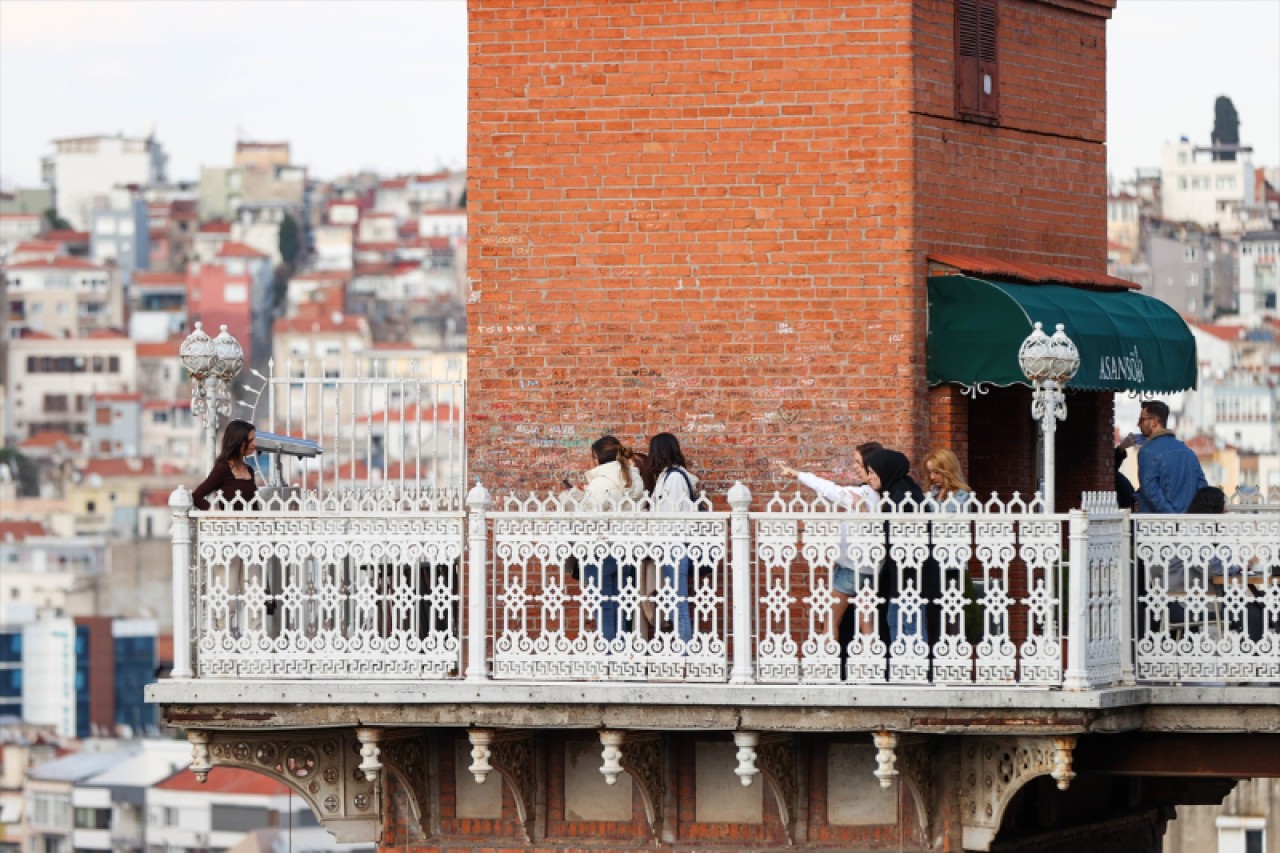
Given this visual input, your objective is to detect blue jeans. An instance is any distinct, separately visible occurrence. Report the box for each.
[661,556,693,645]
[887,601,928,645]
[583,556,635,641]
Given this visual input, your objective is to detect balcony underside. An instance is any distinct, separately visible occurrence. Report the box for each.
[150,681,1280,734]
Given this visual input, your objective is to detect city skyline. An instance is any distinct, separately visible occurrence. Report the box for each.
[1,1,1277,187]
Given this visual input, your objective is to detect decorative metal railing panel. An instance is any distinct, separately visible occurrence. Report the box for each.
[488,493,730,682]
[193,496,464,679]
[238,357,465,499]
[751,493,1063,687]
[1134,513,1280,683]
[164,483,1280,690]
[1070,493,1128,689]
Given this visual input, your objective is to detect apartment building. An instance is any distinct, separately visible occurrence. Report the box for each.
[5,331,136,442]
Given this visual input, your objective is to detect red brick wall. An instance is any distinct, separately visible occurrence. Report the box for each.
[468,0,1116,499]
[468,0,920,497]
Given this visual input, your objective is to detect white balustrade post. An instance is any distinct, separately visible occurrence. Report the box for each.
[1118,508,1135,685]
[169,486,195,680]
[1062,509,1090,690]
[1040,381,1059,514]
[728,482,754,685]
[465,481,492,682]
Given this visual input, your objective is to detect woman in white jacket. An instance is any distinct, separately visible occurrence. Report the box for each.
[580,436,645,642]
[647,432,698,647]
[774,441,883,648]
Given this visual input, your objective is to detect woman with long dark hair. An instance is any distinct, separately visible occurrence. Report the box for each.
[192,420,259,510]
[647,432,697,647]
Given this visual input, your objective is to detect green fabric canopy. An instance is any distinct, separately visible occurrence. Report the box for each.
[927,275,1198,393]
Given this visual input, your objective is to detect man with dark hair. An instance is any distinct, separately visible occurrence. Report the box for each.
[1134,399,1206,514]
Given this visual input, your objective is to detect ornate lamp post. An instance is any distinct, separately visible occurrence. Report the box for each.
[1017,322,1080,513]
[180,322,244,470]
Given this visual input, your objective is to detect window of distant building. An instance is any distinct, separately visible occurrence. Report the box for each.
[96,408,112,425]
[955,0,999,122]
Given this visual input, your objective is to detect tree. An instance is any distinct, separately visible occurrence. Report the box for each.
[0,447,40,497]
[1211,96,1240,161]
[42,208,72,231]
[278,213,300,266]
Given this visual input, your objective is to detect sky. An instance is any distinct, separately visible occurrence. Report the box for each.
[0,0,1276,188]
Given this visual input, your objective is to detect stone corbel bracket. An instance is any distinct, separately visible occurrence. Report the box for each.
[896,735,934,842]
[755,734,800,846]
[376,730,432,837]
[960,735,1077,852]
[599,729,668,844]
[186,728,380,843]
[467,728,537,843]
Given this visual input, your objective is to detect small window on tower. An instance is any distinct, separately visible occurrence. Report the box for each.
[956,0,999,122]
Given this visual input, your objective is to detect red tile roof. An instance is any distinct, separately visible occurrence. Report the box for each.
[18,329,57,340]
[1187,320,1245,342]
[133,272,186,287]
[142,489,173,507]
[199,221,233,235]
[136,337,186,358]
[13,240,64,254]
[355,242,397,252]
[92,392,142,403]
[0,213,41,221]
[155,767,292,795]
[273,314,368,335]
[79,457,160,478]
[378,178,408,190]
[85,329,130,339]
[0,521,50,542]
[216,241,269,259]
[6,257,103,271]
[43,230,90,243]
[143,399,190,410]
[20,430,82,451]
[419,208,465,217]
[356,403,458,424]
[928,254,1139,291]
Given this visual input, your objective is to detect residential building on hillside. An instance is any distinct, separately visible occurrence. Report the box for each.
[0,521,106,625]
[5,331,136,442]
[74,739,190,853]
[147,768,318,853]
[192,221,233,264]
[129,273,188,342]
[312,225,354,270]
[187,242,271,366]
[0,215,44,259]
[85,394,142,459]
[0,188,54,218]
[1240,229,1279,318]
[19,618,78,738]
[3,258,120,339]
[134,338,188,403]
[67,457,172,539]
[49,133,166,231]
[25,749,133,853]
[8,242,65,265]
[416,209,466,238]
[1160,139,1256,234]
[139,402,199,478]
[232,202,299,266]
[88,189,150,277]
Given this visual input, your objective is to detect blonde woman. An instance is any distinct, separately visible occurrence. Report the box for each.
[924,448,972,509]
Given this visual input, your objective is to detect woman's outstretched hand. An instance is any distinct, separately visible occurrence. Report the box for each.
[773,460,797,478]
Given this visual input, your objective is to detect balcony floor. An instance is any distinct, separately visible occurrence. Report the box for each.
[148,680,1280,735]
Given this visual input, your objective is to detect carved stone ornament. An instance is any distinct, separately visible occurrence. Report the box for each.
[468,729,536,843]
[596,731,667,839]
[897,735,934,840]
[960,735,1076,851]
[756,734,799,847]
[379,731,432,832]
[192,729,381,843]
[872,730,898,789]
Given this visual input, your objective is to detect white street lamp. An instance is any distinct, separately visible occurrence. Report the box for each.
[1017,322,1080,513]
[180,322,244,470]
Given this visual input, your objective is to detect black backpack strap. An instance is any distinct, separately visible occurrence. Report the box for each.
[673,467,696,503]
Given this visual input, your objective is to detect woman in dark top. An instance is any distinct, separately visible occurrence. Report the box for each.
[864,449,940,647]
[193,420,259,510]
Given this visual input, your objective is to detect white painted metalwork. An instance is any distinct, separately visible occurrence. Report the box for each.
[751,491,1063,687]
[180,322,243,470]
[1134,512,1280,683]
[488,491,730,682]
[254,355,465,499]
[1018,322,1080,514]
[190,495,464,679]
[1063,493,1129,690]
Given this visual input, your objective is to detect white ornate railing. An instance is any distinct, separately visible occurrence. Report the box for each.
[486,491,730,682]
[752,493,1065,686]
[165,483,1280,690]
[182,491,464,679]
[1134,512,1280,683]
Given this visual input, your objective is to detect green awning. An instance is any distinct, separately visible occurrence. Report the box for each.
[927,275,1198,393]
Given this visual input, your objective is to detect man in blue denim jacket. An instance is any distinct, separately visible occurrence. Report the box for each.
[1134,400,1207,514]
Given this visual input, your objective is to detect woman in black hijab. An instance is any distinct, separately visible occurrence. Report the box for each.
[864,449,940,649]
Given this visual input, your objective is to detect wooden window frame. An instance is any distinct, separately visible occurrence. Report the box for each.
[956,0,1000,123]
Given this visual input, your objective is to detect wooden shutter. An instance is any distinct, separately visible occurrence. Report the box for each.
[956,0,999,120]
